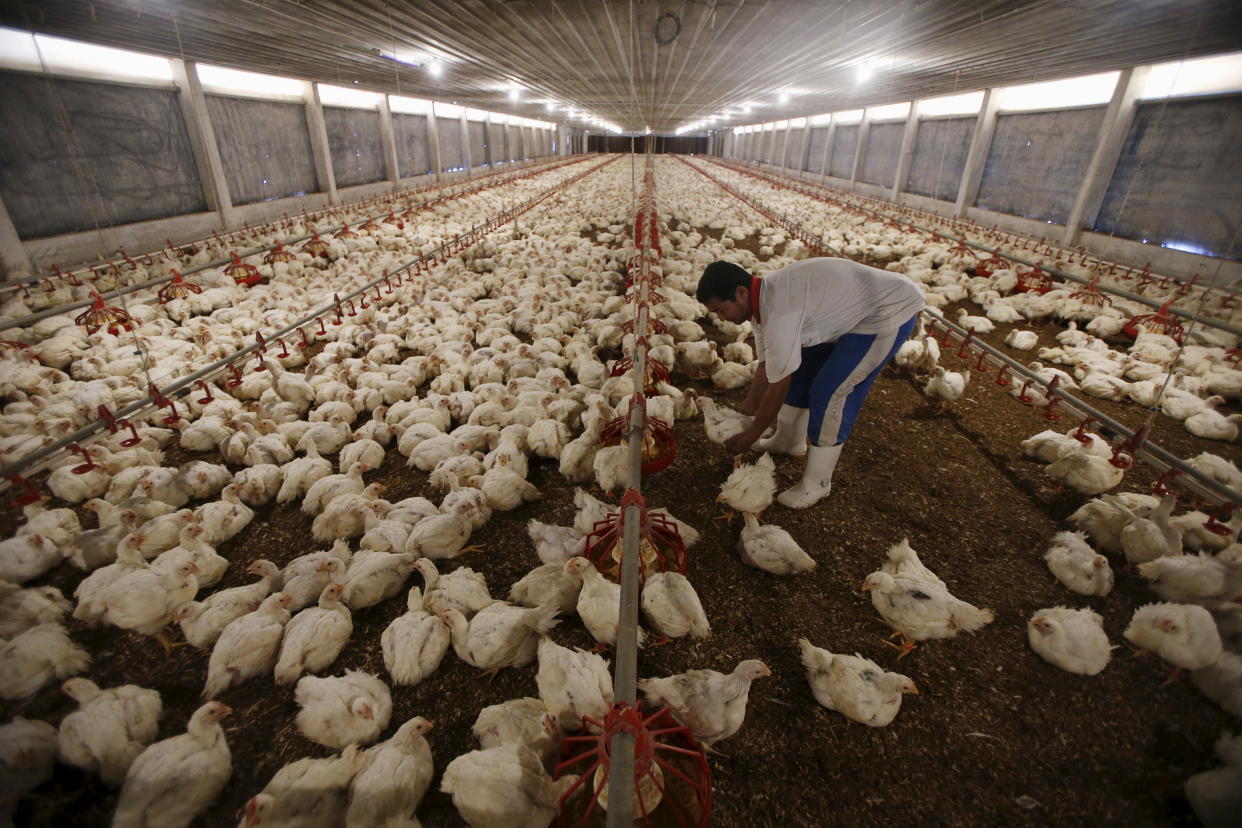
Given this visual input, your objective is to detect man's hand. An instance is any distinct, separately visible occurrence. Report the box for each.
[724,426,760,456]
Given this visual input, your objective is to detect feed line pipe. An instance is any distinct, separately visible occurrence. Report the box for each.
[0,154,566,295]
[924,307,1242,509]
[0,157,586,334]
[0,156,619,487]
[607,172,660,828]
[703,157,1242,334]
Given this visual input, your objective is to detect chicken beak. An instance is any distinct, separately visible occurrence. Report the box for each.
[713,493,724,502]
[908,682,920,695]
[315,561,333,573]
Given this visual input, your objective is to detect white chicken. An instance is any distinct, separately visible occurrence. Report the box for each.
[174,559,280,649]
[716,453,776,516]
[202,592,293,699]
[346,717,435,828]
[295,670,392,749]
[1045,450,1124,496]
[442,742,578,828]
[592,442,630,493]
[276,442,334,505]
[1184,730,1242,828]
[510,561,583,614]
[565,556,643,648]
[416,558,496,617]
[1004,329,1039,350]
[302,462,369,516]
[737,514,816,575]
[152,523,228,589]
[241,745,363,828]
[476,465,542,511]
[1044,531,1114,596]
[1124,602,1223,672]
[441,602,560,675]
[0,623,91,700]
[638,659,771,747]
[536,635,613,732]
[382,587,451,687]
[862,570,995,656]
[527,519,585,564]
[57,678,162,786]
[0,718,58,823]
[798,638,917,727]
[923,366,970,410]
[342,550,418,609]
[192,483,254,546]
[0,532,63,583]
[1192,652,1242,718]
[275,582,353,685]
[112,701,232,828]
[405,510,475,559]
[1119,494,1182,565]
[699,397,752,445]
[1027,607,1112,675]
[468,700,552,763]
[881,538,946,589]
[101,561,199,650]
[0,581,71,637]
[641,571,710,641]
[1139,549,1242,605]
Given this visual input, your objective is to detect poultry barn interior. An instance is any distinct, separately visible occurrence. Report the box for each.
[2,0,1242,825]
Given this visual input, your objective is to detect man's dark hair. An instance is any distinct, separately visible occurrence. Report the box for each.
[696,260,751,303]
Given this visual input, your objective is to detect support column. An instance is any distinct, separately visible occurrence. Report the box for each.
[892,102,922,200]
[818,121,836,183]
[378,96,401,188]
[172,60,238,228]
[779,122,792,171]
[303,82,338,204]
[850,114,871,184]
[428,101,444,183]
[954,87,1001,218]
[459,110,472,175]
[796,125,811,174]
[0,193,32,280]
[1062,67,1146,246]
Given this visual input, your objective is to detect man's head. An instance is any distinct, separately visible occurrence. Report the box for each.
[696,261,752,324]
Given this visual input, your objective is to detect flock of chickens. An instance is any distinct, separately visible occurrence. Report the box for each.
[0,153,1239,826]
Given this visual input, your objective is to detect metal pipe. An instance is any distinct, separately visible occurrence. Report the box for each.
[0,156,614,485]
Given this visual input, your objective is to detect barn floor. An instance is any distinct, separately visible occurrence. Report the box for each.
[4,181,1239,826]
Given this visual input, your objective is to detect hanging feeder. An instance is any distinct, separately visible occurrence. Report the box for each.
[581,489,688,583]
[224,253,262,287]
[599,395,677,475]
[1012,264,1054,295]
[302,231,331,259]
[1068,274,1112,307]
[157,270,203,304]
[334,223,359,240]
[263,242,298,264]
[608,355,669,396]
[555,702,711,827]
[75,291,133,335]
[1123,296,1184,342]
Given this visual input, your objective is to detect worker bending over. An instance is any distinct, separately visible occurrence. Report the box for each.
[697,258,924,508]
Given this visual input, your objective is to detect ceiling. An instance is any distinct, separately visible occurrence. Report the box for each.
[1,0,1240,134]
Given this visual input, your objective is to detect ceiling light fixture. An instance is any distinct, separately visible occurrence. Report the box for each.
[856,62,874,83]
[379,50,421,68]
[428,60,442,77]
[778,91,789,104]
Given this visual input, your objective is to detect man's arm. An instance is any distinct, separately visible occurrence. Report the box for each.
[724,373,791,455]
[739,362,768,416]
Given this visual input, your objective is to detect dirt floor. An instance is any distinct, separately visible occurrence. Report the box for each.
[5,212,1240,827]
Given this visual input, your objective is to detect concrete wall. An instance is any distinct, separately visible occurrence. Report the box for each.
[829,125,859,178]
[434,116,463,171]
[975,106,1106,225]
[905,116,972,201]
[206,95,318,205]
[806,126,829,173]
[468,121,487,167]
[0,71,205,238]
[1095,94,1242,261]
[860,121,903,186]
[323,107,385,189]
[393,113,432,179]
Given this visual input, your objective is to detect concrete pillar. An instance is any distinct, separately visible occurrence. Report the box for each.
[0,193,32,280]
[850,114,870,184]
[818,121,836,183]
[954,87,1001,217]
[428,101,444,183]
[378,96,401,188]
[172,60,238,229]
[303,82,338,204]
[892,102,922,200]
[796,125,811,173]
[1062,67,1147,246]
[459,110,471,175]
[779,123,792,170]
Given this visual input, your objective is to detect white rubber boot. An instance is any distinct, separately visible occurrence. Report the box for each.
[754,404,808,456]
[777,443,842,509]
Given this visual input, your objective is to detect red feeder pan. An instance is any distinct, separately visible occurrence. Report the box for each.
[581,490,688,583]
[75,291,133,335]
[555,702,711,827]
[1123,296,1184,342]
[224,253,262,287]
